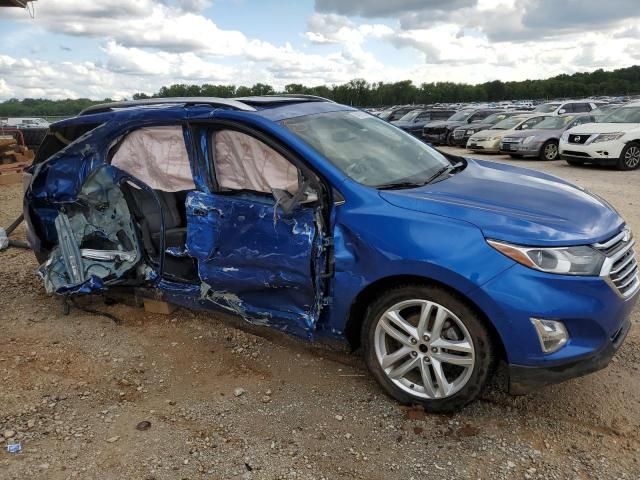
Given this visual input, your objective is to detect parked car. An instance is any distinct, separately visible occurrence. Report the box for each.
[25,96,637,412]
[392,109,456,137]
[451,111,526,147]
[422,109,503,145]
[560,103,640,170]
[378,106,421,122]
[591,104,623,122]
[499,114,595,160]
[466,114,548,153]
[533,100,604,115]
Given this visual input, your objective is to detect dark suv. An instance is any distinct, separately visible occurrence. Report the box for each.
[423,109,502,145]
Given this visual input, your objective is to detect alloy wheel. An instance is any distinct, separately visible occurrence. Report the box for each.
[374,299,475,399]
[624,146,640,169]
[544,143,558,160]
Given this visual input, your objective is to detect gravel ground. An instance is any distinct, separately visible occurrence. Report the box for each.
[1,149,639,479]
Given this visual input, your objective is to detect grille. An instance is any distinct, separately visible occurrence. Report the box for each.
[594,228,639,298]
[453,130,465,139]
[568,134,591,144]
[562,150,591,157]
[502,137,520,143]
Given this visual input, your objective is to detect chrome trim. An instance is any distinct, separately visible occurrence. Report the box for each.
[595,227,639,299]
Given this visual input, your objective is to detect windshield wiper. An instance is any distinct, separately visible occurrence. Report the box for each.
[375,181,428,190]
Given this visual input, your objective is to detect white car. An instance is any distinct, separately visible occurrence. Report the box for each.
[533,100,604,116]
[559,103,640,170]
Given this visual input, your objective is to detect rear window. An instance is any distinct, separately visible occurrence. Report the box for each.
[34,123,102,164]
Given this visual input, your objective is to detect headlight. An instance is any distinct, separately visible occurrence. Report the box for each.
[487,240,605,276]
[488,136,501,141]
[466,129,475,135]
[560,131,569,142]
[591,132,624,143]
[522,136,537,145]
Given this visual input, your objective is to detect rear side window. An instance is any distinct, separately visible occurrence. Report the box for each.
[572,103,591,113]
[34,122,102,164]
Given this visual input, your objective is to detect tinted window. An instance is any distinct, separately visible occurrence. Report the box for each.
[559,103,574,113]
[572,103,591,113]
[534,103,561,113]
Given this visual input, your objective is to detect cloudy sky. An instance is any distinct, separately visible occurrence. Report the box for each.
[1,0,639,100]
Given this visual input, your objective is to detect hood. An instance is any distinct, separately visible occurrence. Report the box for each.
[379,159,623,246]
[469,128,509,140]
[567,122,640,135]
[464,122,493,132]
[504,128,560,139]
[392,120,424,129]
[424,120,464,129]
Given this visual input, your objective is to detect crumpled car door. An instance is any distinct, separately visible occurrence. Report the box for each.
[39,165,156,295]
[185,190,324,335]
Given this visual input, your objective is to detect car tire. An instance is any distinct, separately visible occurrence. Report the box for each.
[618,142,640,170]
[540,140,559,161]
[361,284,495,413]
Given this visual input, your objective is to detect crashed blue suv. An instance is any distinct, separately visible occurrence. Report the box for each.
[25,96,638,412]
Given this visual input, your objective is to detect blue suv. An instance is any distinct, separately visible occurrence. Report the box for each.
[25,96,638,412]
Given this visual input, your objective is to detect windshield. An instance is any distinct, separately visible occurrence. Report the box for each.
[448,110,472,121]
[483,113,509,124]
[492,116,528,129]
[281,111,451,187]
[601,107,640,123]
[397,110,423,122]
[534,103,561,113]
[532,116,574,129]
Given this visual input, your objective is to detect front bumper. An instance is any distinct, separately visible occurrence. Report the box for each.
[500,141,542,157]
[467,138,501,152]
[559,140,625,164]
[509,318,630,394]
[423,131,449,144]
[468,260,638,393]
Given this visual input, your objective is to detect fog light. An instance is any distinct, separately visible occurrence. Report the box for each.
[530,318,568,353]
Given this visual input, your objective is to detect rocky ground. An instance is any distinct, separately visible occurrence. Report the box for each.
[1,149,639,479]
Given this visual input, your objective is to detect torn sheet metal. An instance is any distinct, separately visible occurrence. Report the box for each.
[186,190,323,335]
[39,166,143,294]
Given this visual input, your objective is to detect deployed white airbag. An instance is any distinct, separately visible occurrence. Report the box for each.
[112,126,196,192]
[214,130,299,194]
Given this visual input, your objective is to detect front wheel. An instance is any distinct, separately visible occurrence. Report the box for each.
[362,285,495,413]
[618,142,640,170]
[539,140,559,160]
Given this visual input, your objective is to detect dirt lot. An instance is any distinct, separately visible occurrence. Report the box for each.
[1,149,639,480]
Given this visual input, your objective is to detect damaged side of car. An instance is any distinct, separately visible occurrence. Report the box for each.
[25,108,331,338]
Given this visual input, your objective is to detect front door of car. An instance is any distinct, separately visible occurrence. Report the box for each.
[185,127,326,335]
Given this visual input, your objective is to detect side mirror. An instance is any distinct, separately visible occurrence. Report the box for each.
[558,109,566,114]
[520,124,529,130]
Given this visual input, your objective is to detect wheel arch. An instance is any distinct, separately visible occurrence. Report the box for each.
[343,274,506,362]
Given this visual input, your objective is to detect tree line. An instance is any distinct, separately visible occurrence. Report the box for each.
[2,65,640,117]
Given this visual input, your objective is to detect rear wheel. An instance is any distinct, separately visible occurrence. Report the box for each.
[618,142,640,170]
[362,285,495,413]
[540,140,559,160]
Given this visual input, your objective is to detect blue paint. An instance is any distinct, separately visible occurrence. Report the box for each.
[25,97,637,387]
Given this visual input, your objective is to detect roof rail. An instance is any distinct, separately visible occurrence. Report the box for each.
[79,97,257,116]
[233,94,335,104]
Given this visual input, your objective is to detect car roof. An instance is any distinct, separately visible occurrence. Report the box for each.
[57,95,351,128]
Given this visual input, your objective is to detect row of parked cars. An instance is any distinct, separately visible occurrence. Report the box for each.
[380,100,640,170]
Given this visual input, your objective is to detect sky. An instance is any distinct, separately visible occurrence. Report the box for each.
[0,0,639,100]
